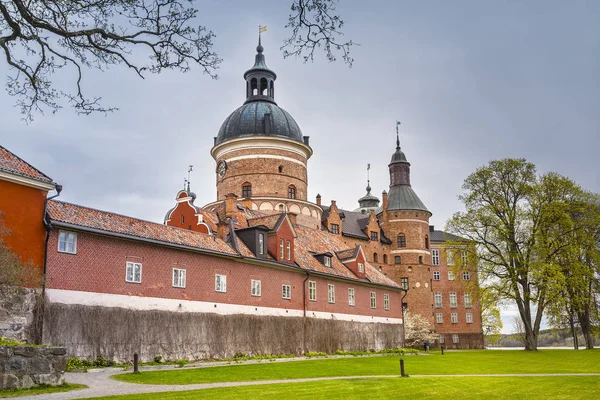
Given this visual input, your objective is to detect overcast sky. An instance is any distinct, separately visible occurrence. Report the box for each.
[2,0,599,333]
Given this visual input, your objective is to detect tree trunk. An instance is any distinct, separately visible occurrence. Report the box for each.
[568,314,578,350]
[578,308,594,350]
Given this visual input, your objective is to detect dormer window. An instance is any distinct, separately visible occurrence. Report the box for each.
[324,256,332,267]
[370,231,378,241]
[330,224,339,234]
[358,263,364,273]
[258,233,265,255]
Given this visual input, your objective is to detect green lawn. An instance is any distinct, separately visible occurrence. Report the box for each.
[0,383,87,398]
[82,377,600,400]
[113,350,600,385]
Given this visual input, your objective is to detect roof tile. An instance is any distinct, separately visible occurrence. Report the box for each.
[0,146,53,183]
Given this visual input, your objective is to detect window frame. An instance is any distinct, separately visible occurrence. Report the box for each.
[330,224,339,234]
[436,313,443,324]
[172,268,186,288]
[434,292,442,308]
[397,235,406,248]
[215,274,227,292]
[452,334,460,343]
[286,240,291,261]
[309,280,317,301]
[433,271,440,281]
[324,255,332,267]
[242,184,252,198]
[370,292,376,309]
[450,292,457,308]
[125,261,142,283]
[464,292,472,308]
[432,249,440,265]
[328,284,335,304]
[282,284,291,299]
[463,271,471,281]
[439,334,445,344]
[58,230,77,254]
[466,312,473,324]
[279,239,284,260]
[401,277,409,290]
[288,185,296,199]
[251,279,262,297]
[348,288,355,306]
[258,233,265,255]
[461,250,468,266]
[448,271,455,281]
[451,312,458,324]
[357,262,364,273]
[447,250,455,266]
[394,255,401,264]
[370,231,378,241]
[384,293,390,310]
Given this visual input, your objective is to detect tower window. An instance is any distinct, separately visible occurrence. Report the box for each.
[397,235,406,248]
[370,231,378,241]
[278,165,284,173]
[251,78,258,96]
[288,185,296,199]
[373,252,378,263]
[383,254,388,264]
[270,80,274,97]
[242,183,252,198]
[260,77,268,95]
[419,255,423,264]
[395,256,401,264]
[425,235,429,249]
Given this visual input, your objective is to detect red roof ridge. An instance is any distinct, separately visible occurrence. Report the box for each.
[0,145,54,183]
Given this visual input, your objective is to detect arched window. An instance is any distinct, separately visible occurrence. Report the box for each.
[395,256,401,264]
[373,252,378,263]
[288,185,296,199]
[279,204,285,212]
[383,254,388,264]
[425,235,429,249]
[242,183,252,198]
[260,78,268,95]
[181,215,185,224]
[251,78,258,96]
[270,80,274,97]
[278,165,284,173]
[397,234,406,248]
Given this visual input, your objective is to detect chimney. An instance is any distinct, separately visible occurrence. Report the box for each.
[382,191,388,210]
[243,197,252,210]
[331,200,337,207]
[316,193,321,207]
[216,218,227,240]
[288,212,298,225]
[225,193,237,218]
[429,225,435,233]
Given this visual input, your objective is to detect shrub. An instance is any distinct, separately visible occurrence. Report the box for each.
[153,355,163,364]
[94,356,107,367]
[66,357,83,371]
[0,336,22,347]
[175,359,188,368]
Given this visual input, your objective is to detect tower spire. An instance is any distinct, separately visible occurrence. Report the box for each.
[366,163,371,193]
[396,120,401,150]
[186,165,193,192]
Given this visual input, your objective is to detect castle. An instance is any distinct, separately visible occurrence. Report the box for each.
[0,39,483,361]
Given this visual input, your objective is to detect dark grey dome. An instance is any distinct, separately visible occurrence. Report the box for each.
[216,101,303,145]
[390,148,408,164]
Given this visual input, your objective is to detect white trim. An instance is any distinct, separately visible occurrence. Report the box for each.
[45,289,402,324]
[387,219,429,224]
[202,197,322,213]
[0,170,55,191]
[390,249,431,255]
[211,136,313,160]
[222,154,307,168]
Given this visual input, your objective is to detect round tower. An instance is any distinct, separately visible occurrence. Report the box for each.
[379,127,434,324]
[206,38,321,227]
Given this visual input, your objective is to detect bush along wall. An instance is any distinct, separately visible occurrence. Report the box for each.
[42,303,404,362]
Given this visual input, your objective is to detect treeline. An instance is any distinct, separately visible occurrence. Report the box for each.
[488,328,600,348]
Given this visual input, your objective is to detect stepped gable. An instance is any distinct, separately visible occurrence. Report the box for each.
[321,206,370,240]
[47,200,238,255]
[0,145,53,183]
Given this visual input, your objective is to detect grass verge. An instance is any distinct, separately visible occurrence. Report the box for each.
[112,350,600,385]
[74,376,600,400]
[0,383,87,398]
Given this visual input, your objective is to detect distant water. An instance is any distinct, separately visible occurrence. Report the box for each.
[486,346,585,350]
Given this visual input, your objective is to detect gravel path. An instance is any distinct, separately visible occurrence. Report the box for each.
[14,367,600,400]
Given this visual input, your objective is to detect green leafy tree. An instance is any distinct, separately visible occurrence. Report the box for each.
[0,0,354,121]
[447,159,593,350]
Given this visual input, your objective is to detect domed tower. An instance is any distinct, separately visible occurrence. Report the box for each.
[379,124,434,324]
[207,38,321,227]
[354,167,380,214]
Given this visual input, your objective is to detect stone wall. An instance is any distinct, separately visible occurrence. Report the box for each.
[0,286,40,343]
[0,346,66,389]
[43,302,404,362]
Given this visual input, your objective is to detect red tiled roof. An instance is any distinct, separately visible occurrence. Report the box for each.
[247,214,283,230]
[47,200,238,256]
[0,146,53,183]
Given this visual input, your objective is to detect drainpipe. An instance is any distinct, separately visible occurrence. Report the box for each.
[400,289,408,348]
[302,270,310,317]
[39,185,61,344]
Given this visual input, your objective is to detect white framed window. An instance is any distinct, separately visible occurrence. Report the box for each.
[370,292,376,308]
[464,292,472,308]
[328,284,335,303]
[172,268,186,288]
[461,250,468,266]
[432,249,439,265]
[126,262,142,283]
[434,292,442,308]
[324,256,332,267]
[452,334,460,343]
[433,271,440,280]
[279,239,284,259]
[439,334,445,344]
[451,313,458,324]
[348,288,355,306]
[448,271,455,281]
[251,279,261,296]
[384,293,390,310]
[258,233,265,255]
[463,271,471,280]
[447,250,455,266]
[450,292,457,308]
[282,284,291,299]
[215,274,227,292]
[309,281,317,301]
[436,313,443,323]
[358,263,364,273]
[466,312,473,323]
[58,230,77,254]
[286,241,291,260]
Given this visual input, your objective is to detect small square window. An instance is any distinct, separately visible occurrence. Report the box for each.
[309,281,317,301]
[463,271,471,280]
[384,294,390,310]
[126,262,142,283]
[330,224,339,234]
[58,230,77,254]
[215,274,227,292]
[370,231,378,241]
[328,284,335,303]
[370,292,376,308]
[251,279,261,297]
[395,256,401,264]
[282,284,291,299]
[172,268,186,288]
[433,271,440,280]
[348,288,355,306]
[436,313,443,323]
